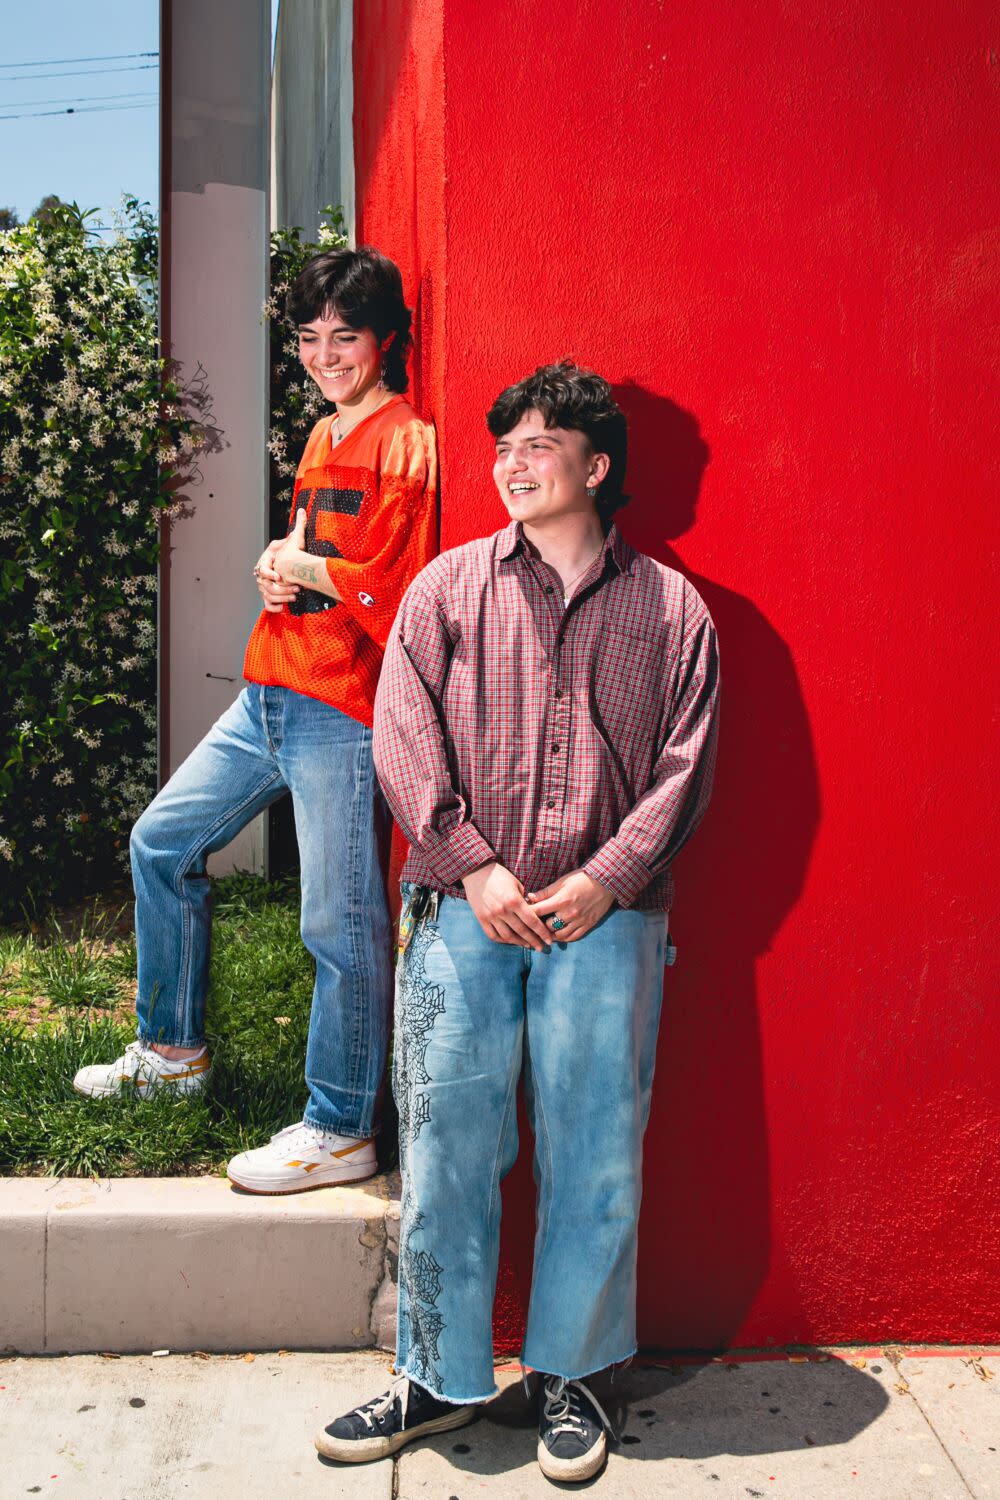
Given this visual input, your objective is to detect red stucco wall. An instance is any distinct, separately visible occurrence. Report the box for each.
[355,0,1000,1349]
[353,0,445,430]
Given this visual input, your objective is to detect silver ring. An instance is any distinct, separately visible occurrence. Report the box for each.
[549,915,567,932]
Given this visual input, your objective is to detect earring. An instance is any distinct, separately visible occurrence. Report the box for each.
[586,486,598,498]
[377,362,387,390]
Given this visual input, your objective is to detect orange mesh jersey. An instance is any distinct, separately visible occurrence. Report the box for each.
[243,395,437,728]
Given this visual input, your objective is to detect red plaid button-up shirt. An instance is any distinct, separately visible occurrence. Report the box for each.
[373,520,720,911]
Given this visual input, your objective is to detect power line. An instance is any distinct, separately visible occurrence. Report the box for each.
[0,63,158,84]
[0,50,157,70]
[0,89,158,110]
[0,100,157,122]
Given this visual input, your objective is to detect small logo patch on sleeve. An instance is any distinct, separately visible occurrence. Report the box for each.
[358,591,375,608]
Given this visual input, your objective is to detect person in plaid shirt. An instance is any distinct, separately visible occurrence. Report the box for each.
[317,362,719,1482]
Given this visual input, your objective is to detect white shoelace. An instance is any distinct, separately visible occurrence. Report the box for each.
[354,1374,411,1431]
[122,1040,176,1074]
[268,1120,334,1152]
[542,1377,615,1443]
[122,1040,152,1067]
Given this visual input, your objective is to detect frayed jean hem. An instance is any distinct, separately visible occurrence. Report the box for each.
[395,1366,498,1407]
[520,1344,638,1384]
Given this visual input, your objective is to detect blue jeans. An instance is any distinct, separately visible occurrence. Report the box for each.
[393,888,671,1402]
[130,684,392,1137]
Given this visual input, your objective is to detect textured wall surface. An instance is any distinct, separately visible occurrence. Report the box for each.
[353,0,445,428]
[355,0,1000,1348]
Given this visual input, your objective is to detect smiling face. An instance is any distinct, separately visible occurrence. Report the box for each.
[493,409,610,526]
[297,311,385,408]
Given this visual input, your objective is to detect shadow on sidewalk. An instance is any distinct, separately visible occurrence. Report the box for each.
[393,1359,889,1481]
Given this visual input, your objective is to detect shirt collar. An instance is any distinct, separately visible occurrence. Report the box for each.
[498,519,634,576]
[497,520,524,561]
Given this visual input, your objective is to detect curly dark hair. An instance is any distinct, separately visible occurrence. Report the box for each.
[285,246,413,393]
[486,360,629,520]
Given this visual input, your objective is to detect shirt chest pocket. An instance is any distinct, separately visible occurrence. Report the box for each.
[588,629,666,754]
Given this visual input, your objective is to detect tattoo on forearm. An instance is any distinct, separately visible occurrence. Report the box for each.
[289,562,319,584]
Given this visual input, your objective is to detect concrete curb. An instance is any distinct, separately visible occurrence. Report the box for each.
[0,1173,400,1356]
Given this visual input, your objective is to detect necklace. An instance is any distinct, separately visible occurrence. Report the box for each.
[331,392,393,448]
[560,546,604,604]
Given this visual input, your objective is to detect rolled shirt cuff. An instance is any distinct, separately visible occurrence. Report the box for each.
[421,821,496,886]
[583,838,654,908]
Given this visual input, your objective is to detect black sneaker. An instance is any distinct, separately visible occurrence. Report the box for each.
[537,1375,612,1483]
[315,1374,475,1463]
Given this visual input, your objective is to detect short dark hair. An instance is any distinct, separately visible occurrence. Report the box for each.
[486,360,629,520]
[285,246,413,393]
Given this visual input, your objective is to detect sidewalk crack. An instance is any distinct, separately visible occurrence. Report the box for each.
[884,1348,977,1499]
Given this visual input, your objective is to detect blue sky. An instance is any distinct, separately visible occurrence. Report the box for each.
[1,1,159,225]
[2,2,278,227]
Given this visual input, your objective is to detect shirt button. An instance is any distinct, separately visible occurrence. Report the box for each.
[551,743,561,754]
[545,585,554,595]
[554,689,563,700]
[546,799,556,809]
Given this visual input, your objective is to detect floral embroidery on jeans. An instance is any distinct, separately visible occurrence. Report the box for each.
[394,919,445,1148]
[401,1209,446,1385]
[395,915,448,1386]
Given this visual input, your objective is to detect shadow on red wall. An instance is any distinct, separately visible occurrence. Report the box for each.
[495,385,820,1352]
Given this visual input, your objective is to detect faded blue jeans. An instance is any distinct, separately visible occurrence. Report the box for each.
[130,684,392,1137]
[393,887,672,1402]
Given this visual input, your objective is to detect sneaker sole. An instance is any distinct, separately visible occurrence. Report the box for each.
[537,1433,607,1484]
[315,1403,474,1463]
[71,1075,210,1100]
[226,1162,378,1195]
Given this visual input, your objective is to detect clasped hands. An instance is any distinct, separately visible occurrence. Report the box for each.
[255,509,336,611]
[461,861,614,949]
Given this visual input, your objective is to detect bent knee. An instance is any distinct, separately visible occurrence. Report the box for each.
[129,799,188,874]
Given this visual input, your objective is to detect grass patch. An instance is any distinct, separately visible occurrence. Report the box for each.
[0,873,396,1178]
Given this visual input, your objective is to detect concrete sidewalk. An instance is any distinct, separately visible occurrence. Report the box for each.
[2,1348,997,1499]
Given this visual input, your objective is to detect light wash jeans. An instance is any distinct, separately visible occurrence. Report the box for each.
[130,684,392,1137]
[393,887,673,1402]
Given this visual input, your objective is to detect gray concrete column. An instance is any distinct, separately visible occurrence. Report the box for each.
[159,0,271,874]
[271,0,355,240]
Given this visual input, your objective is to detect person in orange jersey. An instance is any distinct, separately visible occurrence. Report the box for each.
[73,248,437,1196]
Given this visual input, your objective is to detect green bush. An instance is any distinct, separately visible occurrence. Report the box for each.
[0,202,347,918]
[0,199,206,916]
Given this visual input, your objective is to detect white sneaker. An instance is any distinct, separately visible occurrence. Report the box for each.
[226,1121,377,1194]
[72,1040,212,1099]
